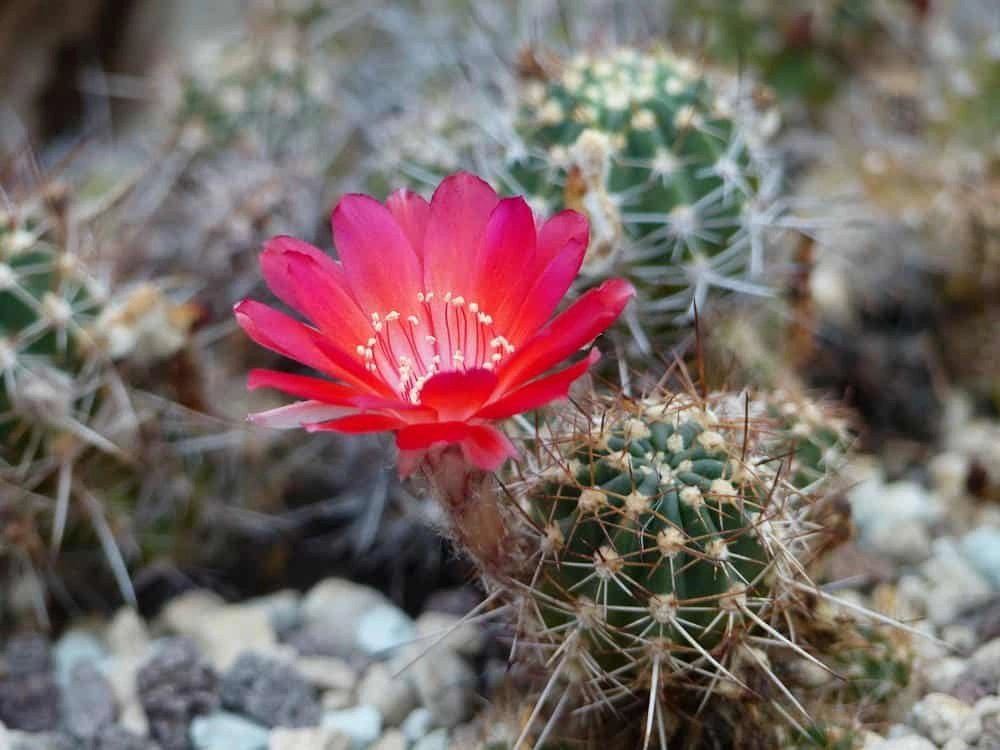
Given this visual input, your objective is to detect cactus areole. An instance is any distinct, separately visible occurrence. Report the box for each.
[236,172,634,476]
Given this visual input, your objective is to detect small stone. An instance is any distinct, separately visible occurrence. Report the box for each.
[0,672,60,732]
[952,637,1000,703]
[190,712,270,750]
[63,662,118,740]
[198,606,280,671]
[909,692,981,744]
[321,706,383,749]
[5,730,76,750]
[246,591,302,639]
[401,707,433,742]
[922,656,967,693]
[293,658,357,691]
[961,527,1000,590]
[421,588,482,618]
[868,520,932,565]
[921,540,993,626]
[107,608,151,660]
[357,662,418,727]
[159,590,226,636]
[3,633,51,676]
[95,725,159,750]
[220,652,320,729]
[137,637,219,750]
[941,740,970,750]
[320,690,353,711]
[876,738,937,750]
[369,729,406,750]
[413,729,449,750]
[53,630,107,686]
[356,605,417,657]
[301,579,389,655]
[975,695,1000,745]
[268,726,351,750]
[411,649,475,728]
[415,613,483,658]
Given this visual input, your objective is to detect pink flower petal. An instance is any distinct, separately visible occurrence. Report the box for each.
[306,413,410,433]
[249,400,357,429]
[505,228,587,346]
[417,368,498,421]
[386,189,431,258]
[476,349,599,420]
[395,421,472,450]
[260,236,369,348]
[534,210,589,275]
[332,194,424,315]
[460,425,519,472]
[422,173,498,295]
[472,197,538,333]
[234,300,391,397]
[248,369,426,413]
[496,279,635,392]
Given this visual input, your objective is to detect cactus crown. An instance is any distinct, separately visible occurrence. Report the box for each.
[503,48,775,322]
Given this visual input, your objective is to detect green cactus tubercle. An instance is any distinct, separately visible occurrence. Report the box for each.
[524,402,777,679]
[505,48,763,318]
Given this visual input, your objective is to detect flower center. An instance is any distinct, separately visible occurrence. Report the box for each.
[355,291,515,404]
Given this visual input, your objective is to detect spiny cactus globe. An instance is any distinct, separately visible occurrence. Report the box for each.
[502,48,780,326]
[482,389,856,745]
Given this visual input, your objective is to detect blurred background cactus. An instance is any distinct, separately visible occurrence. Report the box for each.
[442,388,887,747]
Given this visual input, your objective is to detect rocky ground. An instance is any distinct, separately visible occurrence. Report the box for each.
[0,576,496,750]
[2,390,1000,749]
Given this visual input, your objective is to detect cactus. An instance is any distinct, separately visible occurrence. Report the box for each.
[375,46,785,338]
[443,388,868,746]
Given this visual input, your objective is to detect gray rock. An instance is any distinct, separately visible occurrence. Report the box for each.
[413,729,449,750]
[0,672,61,732]
[411,649,475,728]
[3,633,51,676]
[301,580,388,656]
[6,731,76,750]
[53,630,108,687]
[293,658,357,692]
[107,608,151,660]
[321,706,383,749]
[268,726,352,750]
[849,477,942,563]
[415,613,483,658]
[220,652,320,729]
[962,527,1000,590]
[908,692,981,744]
[246,591,302,638]
[63,661,118,741]
[137,637,219,750]
[952,637,1000,703]
[357,662,418,727]
[159,590,226,637]
[975,695,1000,747]
[95,725,159,750]
[190,712,270,750]
[369,729,406,750]
[875,738,937,750]
[356,605,416,657]
[401,707,433,742]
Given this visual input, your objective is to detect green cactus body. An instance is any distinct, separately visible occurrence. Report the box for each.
[0,216,103,460]
[528,410,771,673]
[503,48,770,322]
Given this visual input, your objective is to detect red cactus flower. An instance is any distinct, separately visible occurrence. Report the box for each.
[235,172,634,475]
